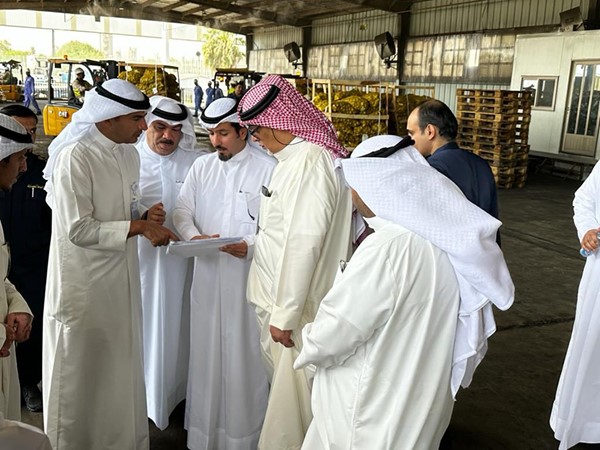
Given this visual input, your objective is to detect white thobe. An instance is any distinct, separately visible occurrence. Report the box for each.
[295,217,460,450]
[43,126,149,450]
[0,223,31,422]
[551,161,600,449]
[0,412,52,450]
[173,145,275,450]
[136,141,203,430]
[246,139,353,450]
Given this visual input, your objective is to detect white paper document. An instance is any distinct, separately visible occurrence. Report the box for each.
[166,237,244,257]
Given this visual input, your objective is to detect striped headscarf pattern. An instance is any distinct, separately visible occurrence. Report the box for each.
[237,75,348,159]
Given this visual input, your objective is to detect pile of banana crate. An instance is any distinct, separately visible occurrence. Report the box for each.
[456,88,533,189]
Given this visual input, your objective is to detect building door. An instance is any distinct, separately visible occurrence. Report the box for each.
[562,62,600,156]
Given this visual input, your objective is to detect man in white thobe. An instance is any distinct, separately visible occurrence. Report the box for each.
[42,79,179,450]
[238,75,353,450]
[136,96,205,430]
[0,411,52,450]
[0,113,34,421]
[551,160,600,449]
[173,98,275,450]
[295,135,515,450]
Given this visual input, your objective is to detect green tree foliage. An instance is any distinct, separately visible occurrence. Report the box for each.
[202,29,245,70]
[0,40,30,61]
[56,41,104,60]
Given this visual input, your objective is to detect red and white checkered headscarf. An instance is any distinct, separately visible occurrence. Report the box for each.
[237,75,348,159]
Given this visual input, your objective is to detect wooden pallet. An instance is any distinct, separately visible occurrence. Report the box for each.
[457,95,533,108]
[456,88,533,101]
[496,174,527,189]
[457,102,531,115]
[458,132,528,146]
[459,125,529,139]
[462,148,518,167]
[473,142,529,154]
[458,117,531,131]
[456,110,531,123]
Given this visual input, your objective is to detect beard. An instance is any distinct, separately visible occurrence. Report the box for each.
[217,152,233,162]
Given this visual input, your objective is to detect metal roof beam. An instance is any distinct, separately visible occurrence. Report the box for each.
[341,0,414,14]
[182,5,203,16]
[162,0,188,12]
[140,0,161,8]
[182,0,311,27]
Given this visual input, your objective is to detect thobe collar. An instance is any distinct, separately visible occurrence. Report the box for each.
[364,216,407,233]
[271,136,303,162]
[221,143,251,166]
[90,124,123,153]
[139,139,178,162]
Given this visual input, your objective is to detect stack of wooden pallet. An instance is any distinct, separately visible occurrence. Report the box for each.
[456,88,533,189]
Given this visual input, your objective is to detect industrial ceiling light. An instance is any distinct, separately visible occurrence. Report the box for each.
[373,31,397,69]
[283,42,302,69]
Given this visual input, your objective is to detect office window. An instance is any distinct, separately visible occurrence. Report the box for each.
[521,77,558,110]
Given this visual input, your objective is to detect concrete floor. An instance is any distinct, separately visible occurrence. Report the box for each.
[18,111,600,449]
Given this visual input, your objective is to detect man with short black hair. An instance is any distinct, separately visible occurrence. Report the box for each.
[42,79,179,450]
[205,81,215,107]
[23,70,41,115]
[227,82,245,102]
[407,99,498,221]
[193,79,203,117]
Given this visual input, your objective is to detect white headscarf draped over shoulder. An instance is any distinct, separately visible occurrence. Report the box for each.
[43,78,150,182]
[0,113,33,158]
[342,135,515,398]
[143,95,196,152]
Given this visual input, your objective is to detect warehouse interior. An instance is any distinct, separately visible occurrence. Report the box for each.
[3,0,600,448]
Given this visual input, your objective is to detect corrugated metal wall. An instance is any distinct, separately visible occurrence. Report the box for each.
[311,11,398,45]
[251,25,302,50]
[307,42,396,81]
[249,48,296,75]
[249,1,592,84]
[410,0,589,36]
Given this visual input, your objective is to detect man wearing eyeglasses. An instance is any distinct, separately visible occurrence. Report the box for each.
[238,75,353,450]
[173,97,275,450]
[0,105,49,414]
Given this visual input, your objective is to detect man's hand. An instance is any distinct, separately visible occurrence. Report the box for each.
[6,312,32,343]
[581,228,600,253]
[270,325,295,348]
[142,222,179,247]
[0,323,16,357]
[147,202,166,225]
[219,241,248,258]
[191,234,220,240]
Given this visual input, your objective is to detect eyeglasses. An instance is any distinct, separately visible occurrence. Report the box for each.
[247,125,261,137]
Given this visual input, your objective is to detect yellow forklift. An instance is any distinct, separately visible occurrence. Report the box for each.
[43,58,120,136]
[43,59,182,136]
[0,60,24,102]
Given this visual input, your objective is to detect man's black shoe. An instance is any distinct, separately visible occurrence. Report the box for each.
[22,384,43,412]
